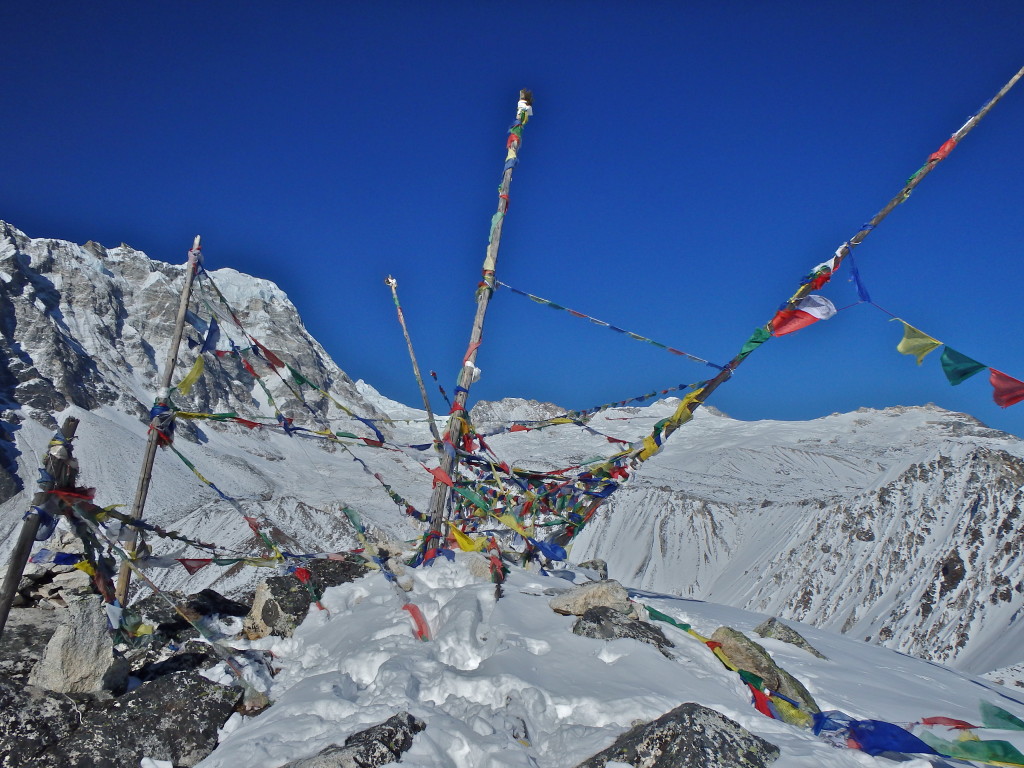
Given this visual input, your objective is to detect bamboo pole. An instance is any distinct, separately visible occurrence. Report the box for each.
[114,236,202,605]
[0,416,80,639]
[555,65,1024,549]
[423,90,534,554]
[385,276,442,446]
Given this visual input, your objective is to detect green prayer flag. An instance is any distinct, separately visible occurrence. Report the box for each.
[454,486,492,512]
[738,327,771,360]
[981,700,1024,731]
[940,346,986,386]
[645,605,691,632]
[918,730,1024,764]
[288,364,310,387]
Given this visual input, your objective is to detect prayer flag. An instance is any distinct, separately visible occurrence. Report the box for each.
[897,322,941,365]
[771,295,837,336]
[990,369,1024,408]
[940,347,986,386]
[176,357,205,396]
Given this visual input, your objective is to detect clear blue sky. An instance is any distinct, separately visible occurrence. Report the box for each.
[6,2,1024,436]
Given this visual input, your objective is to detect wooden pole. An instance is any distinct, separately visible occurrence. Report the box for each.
[385,276,442,446]
[554,66,1024,549]
[114,236,202,605]
[0,416,80,639]
[423,90,534,554]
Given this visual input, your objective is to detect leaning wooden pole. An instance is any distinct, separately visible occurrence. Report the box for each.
[0,416,79,639]
[114,236,202,604]
[556,65,1024,549]
[423,90,534,557]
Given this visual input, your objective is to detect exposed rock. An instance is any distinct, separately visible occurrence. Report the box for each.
[573,606,674,656]
[0,606,63,684]
[576,559,609,580]
[305,556,369,588]
[754,617,827,659]
[573,701,779,767]
[549,580,633,617]
[279,711,426,768]
[0,675,82,767]
[28,671,241,768]
[28,596,128,694]
[709,627,819,714]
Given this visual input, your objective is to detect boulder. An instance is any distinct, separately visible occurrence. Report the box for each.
[279,712,426,768]
[0,676,82,767]
[710,627,820,714]
[28,670,242,767]
[28,596,128,694]
[576,559,609,580]
[549,580,633,617]
[574,701,779,767]
[572,607,674,657]
[0,607,63,683]
[753,617,827,659]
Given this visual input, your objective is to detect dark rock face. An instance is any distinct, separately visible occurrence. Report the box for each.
[753,617,827,660]
[0,606,62,684]
[279,711,426,768]
[0,677,82,768]
[572,606,674,657]
[27,670,241,768]
[574,701,780,768]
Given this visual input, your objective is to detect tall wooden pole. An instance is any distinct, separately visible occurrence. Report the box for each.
[423,90,533,554]
[0,416,80,639]
[115,236,202,605]
[553,65,1024,549]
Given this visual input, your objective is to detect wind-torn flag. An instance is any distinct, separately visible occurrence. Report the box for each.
[990,369,1024,408]
[771,295,837,336]
[896,322,941,365]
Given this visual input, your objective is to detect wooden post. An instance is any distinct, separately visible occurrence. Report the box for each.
[114,236,202,605]
[386,276,442,445]
[0,416,80,639]
[424,90,533,553]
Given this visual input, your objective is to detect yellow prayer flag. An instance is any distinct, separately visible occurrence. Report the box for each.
[670,389,703,426]
[496,513,532,539]
[448,522,486,552]
[176,356,205,395]
[74,560,96,576]
[638,435,659,461]
[896,322,942,365]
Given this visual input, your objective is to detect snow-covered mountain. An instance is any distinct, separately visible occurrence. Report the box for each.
[2,221,1024,683]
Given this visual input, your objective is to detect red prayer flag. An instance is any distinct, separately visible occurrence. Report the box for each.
[929,138,957,162]
[990,368,1024,408]
[427,466,454,487]
[176,558,212,575]
[509,424,531,432]
[920,716,978,730]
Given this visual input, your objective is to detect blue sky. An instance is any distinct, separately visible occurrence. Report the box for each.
[6,2,1024,436]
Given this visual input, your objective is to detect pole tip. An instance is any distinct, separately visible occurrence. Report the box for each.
[192,235,202,250]
[519,89,533,105]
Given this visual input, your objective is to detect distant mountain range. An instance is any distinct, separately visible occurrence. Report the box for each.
[2,221,1022,680]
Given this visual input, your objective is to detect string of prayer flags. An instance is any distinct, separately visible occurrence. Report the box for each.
[496,281,722,369]
[896,322,942,365]
[771,295,837,336]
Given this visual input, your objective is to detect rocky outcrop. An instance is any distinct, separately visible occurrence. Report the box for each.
[28,596,128,695]
[279,712,426,768]
[0,677,82,768]
[754,617,826,659]
[549,580,633,617]
[709,627,819,714]
[572,606,674,656]
[573,701,779,768]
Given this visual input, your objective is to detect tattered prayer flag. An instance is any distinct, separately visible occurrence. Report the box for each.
[288,364,311,387]
[199,317,220,354]
[638,435,659,461]
[896,322,941,365]
[940,347,986,386]
[771,295,837,336]
[990,369,1024,408]
[496,513,531,539]
[175,356,205,396]
[920,716,979,730]
[918,731,1024,765]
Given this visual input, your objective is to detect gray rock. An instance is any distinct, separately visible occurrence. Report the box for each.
[0,675,82,767]
[280,712,426,768]
[572,606,674,657]
[28,596,128,694]
[28,670,241,768]
[0,607,63,684]
[573,701,779,767]
[549,580,633,617]
[576,559,609,580]
[754,617,827,660]
[710,627,819,715]
[243,575,316,639]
